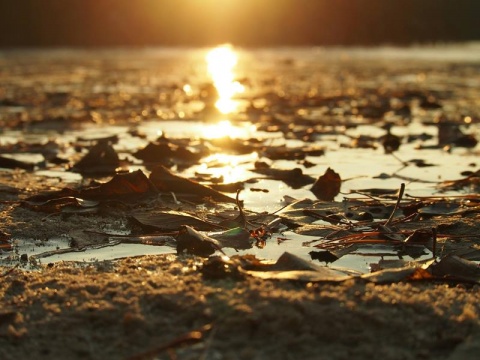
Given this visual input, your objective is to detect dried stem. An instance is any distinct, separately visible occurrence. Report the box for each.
[384,183,405,226]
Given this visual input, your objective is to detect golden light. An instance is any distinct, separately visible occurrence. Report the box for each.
[201,154,242,183]
[200,119,250,139]
[205,45,244,114]
[199,152,258,184]
[182,84,193,96]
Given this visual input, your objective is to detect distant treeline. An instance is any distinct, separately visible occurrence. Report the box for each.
[1,0,479,47]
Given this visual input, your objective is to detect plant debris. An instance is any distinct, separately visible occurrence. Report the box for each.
[1,47,480,360]
[311,167,342,201]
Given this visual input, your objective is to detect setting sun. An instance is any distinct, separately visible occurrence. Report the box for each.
[205,45,244,114]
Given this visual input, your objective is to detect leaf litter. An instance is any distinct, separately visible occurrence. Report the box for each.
[3,161,479,284]
[1,48,480,360]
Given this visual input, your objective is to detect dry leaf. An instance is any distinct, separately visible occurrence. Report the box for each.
[311,167,341,201]
[131,210,221,231]
[72,141,119,175]
[149,165,236,203]
[81,170,158,201]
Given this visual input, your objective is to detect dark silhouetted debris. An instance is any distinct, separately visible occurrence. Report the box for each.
[176,225,222,257]
[0,154,44,171]
[380,123,401,153]
[311,167,341,201]
[252,167,316,188]
[72,140,119,175]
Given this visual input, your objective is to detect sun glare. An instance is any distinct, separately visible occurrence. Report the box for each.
[199,152,258,184]
[206,45,244,114]
[200,155,242,184]
[200,119,251,139]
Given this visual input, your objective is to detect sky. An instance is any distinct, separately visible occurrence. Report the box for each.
[0,0,479,47]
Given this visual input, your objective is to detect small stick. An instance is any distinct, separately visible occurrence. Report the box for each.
[0,264,19,277]
[384,183,405,226]
[391,152,409,166]
[405,193,480,200]
[432,227,437,260]
[31,240,122,260]
[389,212,419,225]
[199,324,218,360]
[235,189,247,226]
[128,323,213,360]
[303,209,351,226]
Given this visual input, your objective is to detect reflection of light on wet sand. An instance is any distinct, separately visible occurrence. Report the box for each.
[206,45,244,114]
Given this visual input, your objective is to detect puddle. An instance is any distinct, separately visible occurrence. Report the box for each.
[43,244,174,263]
[32,118,472,213]
[333,245,433,273]
[34,170,83,183]
[1,230,434,275]
[1,236,175,269]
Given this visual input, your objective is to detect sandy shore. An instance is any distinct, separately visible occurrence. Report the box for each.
[1,253,479,360]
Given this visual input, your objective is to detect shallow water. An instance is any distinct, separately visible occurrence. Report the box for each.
[1,44,479,270]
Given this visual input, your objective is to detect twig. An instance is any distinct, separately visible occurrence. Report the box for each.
[344,191,387,202]
[391,153,409,167]
[128,323,213,360]
[302,209,351,226]
[384,183,405,226]
[111,236,176,247]
[341,175,369,182]
[30,240,122,260]
[432,227,437,260]
[405,193,480,200]
[235,189,247,226]
[198,323,217,360]
[392,174,437,184]
[0,264,19,277]
[170,191,180,205]
[84,230,178,237]
[318,231,382,245]
[270,199,301,215]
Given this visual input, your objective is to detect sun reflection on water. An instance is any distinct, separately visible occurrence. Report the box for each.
[205,44,244,114]
[200,119,254,139]
[199,152,258,184]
